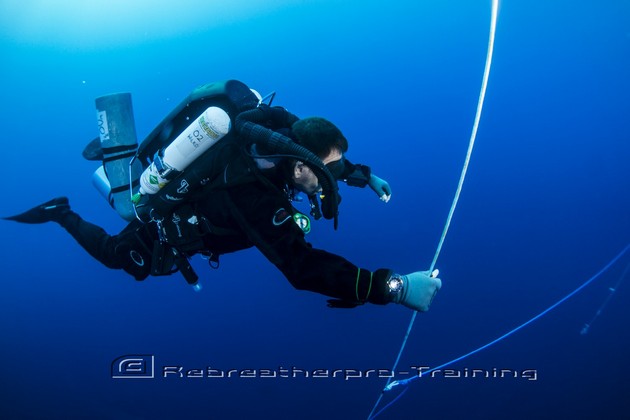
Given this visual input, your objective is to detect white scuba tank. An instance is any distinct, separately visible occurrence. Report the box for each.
[94,92,143,221]
[133,106,231,202]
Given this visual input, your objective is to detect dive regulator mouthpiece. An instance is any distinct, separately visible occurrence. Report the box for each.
[235,110,340,229]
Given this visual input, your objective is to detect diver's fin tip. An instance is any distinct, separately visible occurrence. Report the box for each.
[2,197,70,224]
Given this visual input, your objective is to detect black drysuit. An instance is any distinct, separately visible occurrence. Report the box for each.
[59,144,393,307]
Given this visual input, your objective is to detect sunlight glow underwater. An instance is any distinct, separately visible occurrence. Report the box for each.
[0,0,301,48]
[4,1,626,418]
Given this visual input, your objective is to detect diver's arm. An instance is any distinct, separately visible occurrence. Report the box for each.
[340,159,371,187]
[225,182,388,304]
[225,184,438,310]
[341,159,392,202]
[261,221,439,311]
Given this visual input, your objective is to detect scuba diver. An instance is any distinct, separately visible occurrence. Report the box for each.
[3,80,441,311]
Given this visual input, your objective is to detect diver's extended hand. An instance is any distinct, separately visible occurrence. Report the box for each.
[368,174,392,203]
[390,269,441,312]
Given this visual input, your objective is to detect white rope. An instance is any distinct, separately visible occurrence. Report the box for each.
[367,1,500,418]
[430,0,499,272]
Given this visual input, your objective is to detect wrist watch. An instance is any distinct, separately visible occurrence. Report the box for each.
[387,274,404,294]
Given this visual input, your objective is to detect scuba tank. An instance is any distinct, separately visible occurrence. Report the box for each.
[132,106,231,202]
[92,166,114,207]
[85,81,259,291]
[132,80,260,222]
[86,80,340,290]
[93,93,144,221]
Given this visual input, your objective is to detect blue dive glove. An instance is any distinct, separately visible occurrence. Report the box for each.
[388,269,441,312]
[368,174,392,203]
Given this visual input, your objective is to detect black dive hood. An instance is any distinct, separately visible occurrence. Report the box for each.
[235,107,340,229]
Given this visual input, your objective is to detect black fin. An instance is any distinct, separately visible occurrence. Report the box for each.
[3,197,70,224]
[82,137,103,161]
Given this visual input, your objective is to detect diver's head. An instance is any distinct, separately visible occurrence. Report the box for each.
[289,116,348,188]
[291,148,342,195]
[291,117,348,159]
[283,117,345,226]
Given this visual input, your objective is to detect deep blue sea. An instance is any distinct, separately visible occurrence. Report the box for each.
[1,1,629,419]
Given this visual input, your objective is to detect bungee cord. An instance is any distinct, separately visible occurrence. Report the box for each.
[369,244,630,419]
[367,1,499,418]
[580,260,630,335]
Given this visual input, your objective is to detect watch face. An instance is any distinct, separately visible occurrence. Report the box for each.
[388,277,403,293]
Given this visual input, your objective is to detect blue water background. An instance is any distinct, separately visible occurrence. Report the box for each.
[1,1,629,419]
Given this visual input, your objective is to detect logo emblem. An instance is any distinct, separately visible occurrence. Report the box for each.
[177,179,190,194]
[97,110,110,142]
[293,212,311,234]
[129,250,145,266]
[111,355,155,379]
[272,208,292,226]
[165,194,184,202]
